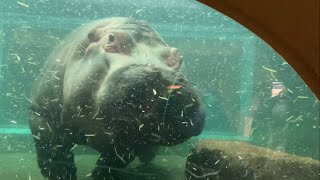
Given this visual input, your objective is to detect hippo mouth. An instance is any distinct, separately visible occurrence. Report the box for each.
[103,44,118,53]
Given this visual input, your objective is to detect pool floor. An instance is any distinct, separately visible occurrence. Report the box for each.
[0,153,187,180]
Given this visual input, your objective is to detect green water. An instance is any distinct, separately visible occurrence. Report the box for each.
[0,0,319,179]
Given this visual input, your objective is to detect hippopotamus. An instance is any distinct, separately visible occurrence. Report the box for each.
[28,17,205,179]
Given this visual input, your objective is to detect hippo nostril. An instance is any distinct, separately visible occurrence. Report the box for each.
[107,33,115,44]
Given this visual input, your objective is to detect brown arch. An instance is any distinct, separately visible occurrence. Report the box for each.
[198,0,319,99]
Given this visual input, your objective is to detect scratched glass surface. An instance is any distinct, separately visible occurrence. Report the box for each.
[0,0,318,179]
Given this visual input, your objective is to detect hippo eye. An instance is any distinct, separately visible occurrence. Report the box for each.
[108,33,115,43]
[88,32,99,42]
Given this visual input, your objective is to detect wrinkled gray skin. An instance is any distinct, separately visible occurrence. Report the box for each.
[29,17,205,180]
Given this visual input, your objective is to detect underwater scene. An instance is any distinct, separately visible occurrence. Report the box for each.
[0,0,319,179]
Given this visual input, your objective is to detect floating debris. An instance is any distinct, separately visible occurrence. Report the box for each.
[33,112,41,116]
[104,132,112,135]
[159,96,168,100]
[53,75,60,80]
[47,122,52,133]
[153,89,157,95]
[17,1,30,8]
[297,96,309,99]
[70,144,78,151]
[10,54,20,62]
[151,133,161,139]
[92,108,100,119]
[20,64,25,73]
[286,115,303,123]
[167,85,182,90]
[139,124,144,131]
[32,135,40,140]
[24,96,32,103]
[286,116,294,122]
[185,103,194,108]
[287,88,293,93]
[18,158,24,163]
[27,61,37,65]
[77,107,82,116]
[85,134,96,137]
[262,65,277,73]
[114,146,126,164]
[293,96,309,103]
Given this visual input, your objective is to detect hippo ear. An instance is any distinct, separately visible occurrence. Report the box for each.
[163,48,183,70]
[88,29,100,43]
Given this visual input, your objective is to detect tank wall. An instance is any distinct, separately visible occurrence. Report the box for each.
[0,0,318,160]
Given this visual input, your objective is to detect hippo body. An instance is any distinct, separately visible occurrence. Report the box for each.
[29,17,205,179]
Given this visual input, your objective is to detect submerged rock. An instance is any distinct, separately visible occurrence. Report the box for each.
[185,139,319,180]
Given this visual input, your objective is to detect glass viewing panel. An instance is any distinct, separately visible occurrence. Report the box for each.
[0,0,318,179]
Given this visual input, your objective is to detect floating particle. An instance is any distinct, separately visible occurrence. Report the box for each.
[92,108,100,119]
[17,1,30,8]
[104,132,112,135]
[297,96,309,99]
[47,122,52,133]
[262,65,277,73]
[167,85,182,90]
[32,135,40,140]
[18,158,24,163]
[287,88,293,93]
[185,103,194,108]
[85,134,96,137]
[27,61,37,65]
[293,96,309,103]
[151,133,161,139]
[21,64,25,73]
[70,144,78,151]
[139,124,144,131]
[24,96,32,103]
[53,76,60,80]
[159,96,168,100]
[10,54,20,61]
[114,146,126,164]
[285,116,294,122]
